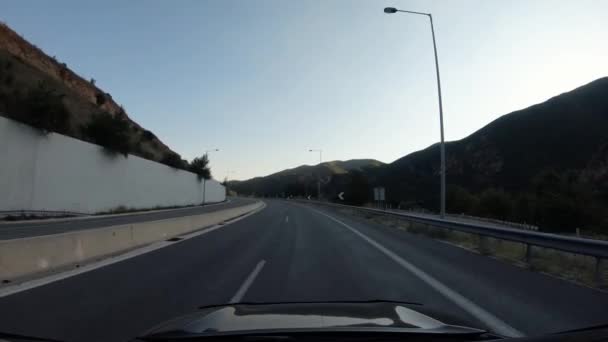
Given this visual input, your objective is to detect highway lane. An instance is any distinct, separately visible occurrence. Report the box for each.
[0,199,607,342]
[0,197,254,240]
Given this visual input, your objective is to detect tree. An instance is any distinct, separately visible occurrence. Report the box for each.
[189,155,211,181]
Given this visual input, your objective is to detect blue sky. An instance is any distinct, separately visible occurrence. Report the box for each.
[2,0,607,181]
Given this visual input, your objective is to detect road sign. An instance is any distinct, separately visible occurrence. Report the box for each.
[373,187,385,201]
[338,192,344,200]
[307,195,311,200]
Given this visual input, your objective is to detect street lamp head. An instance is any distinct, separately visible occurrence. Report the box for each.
[384,7,398,14]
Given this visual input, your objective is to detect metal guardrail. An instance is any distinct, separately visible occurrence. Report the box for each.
[297,199,608,286]
[297,200,608,259]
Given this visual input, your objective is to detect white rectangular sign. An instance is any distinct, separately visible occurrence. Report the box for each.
[373,187,385,201]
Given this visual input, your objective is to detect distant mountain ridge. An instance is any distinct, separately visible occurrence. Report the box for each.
[232,77,608,233]
[230,159,384,196]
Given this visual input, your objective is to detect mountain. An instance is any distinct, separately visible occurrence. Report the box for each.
[0,23,182,164]
[233,77,608,233]
[230,159,384,197]
[378,77,608,223]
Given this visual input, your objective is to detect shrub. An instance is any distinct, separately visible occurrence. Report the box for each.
[137,149,155,160]
[95,92,106,105]
[162,152,187,170]
[141,129,156,141]
[18,81,70,134]
[447,186,478,214]
[4,60,12,70]
[475,188,513,220]
[82,113,132,156]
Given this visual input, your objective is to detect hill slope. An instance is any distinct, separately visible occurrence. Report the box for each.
[0,22,182,164]
[379,77,608,232]
[230,159,384,197]
[380,77,608,209]
[233,77,608,232]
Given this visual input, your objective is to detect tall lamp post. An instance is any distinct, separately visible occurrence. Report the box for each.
[308,149,322,200]
[384,7,446,218]
[202,148,219,204]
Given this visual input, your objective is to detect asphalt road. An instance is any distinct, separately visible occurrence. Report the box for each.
[0,197,254,240]
[0,199,607,342]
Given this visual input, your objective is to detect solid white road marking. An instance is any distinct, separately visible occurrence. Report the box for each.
[230,260,266,303]
[306,206,525,338]
[0,202,267,298]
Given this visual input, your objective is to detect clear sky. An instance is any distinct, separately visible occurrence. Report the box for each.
[2,0,607,181]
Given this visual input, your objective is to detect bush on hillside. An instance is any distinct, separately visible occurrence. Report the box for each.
[161,152,188,170]
[95,92,106,105]
[447,186,478,214]
[16,81,70,135]
[137,149,155,161]
[475,188,513,220]
[82,113,132,156]
[141,129,157,141]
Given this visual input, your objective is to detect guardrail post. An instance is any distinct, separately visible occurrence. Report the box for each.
[524,243,534,269]
[595,258,607,288]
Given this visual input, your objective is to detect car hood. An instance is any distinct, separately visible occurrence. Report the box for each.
[139,301,485,338]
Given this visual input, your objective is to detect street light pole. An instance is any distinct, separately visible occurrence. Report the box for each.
[202,148,219,205]
[309,149,322,200]
[384,7,446,218]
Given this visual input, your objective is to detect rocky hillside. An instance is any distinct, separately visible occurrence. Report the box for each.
[0,22,181,164]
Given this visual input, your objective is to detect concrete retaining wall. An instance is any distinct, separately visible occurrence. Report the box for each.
[0,116,225,213]
[0,201,263,280]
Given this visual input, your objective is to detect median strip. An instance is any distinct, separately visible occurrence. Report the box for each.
[0,201,265,284]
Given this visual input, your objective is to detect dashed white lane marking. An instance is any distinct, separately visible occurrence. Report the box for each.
[230,260,266,303]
